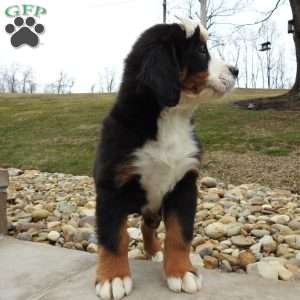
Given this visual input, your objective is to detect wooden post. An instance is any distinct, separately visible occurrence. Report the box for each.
[0,169,9,235]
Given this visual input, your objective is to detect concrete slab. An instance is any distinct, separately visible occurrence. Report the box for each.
[0,236,299,300]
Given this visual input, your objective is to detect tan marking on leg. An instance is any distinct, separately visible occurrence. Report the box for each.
[96,221,130,283]
[141,222,161,257]
[164,214,196,277]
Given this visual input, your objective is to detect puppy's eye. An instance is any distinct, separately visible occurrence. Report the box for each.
[199,45,207,54]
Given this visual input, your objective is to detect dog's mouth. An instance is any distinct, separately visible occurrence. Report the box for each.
[207,75,236,96]
[181,75,235,99]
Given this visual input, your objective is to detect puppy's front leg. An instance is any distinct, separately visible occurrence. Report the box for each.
[163,171,203,294]
[95,195,132,300]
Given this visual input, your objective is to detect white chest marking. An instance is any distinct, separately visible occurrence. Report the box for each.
[133,107,200,212]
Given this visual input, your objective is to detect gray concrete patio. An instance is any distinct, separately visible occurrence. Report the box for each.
[0,236,299,300]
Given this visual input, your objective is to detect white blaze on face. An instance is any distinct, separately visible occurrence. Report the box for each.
[178,18,236,99]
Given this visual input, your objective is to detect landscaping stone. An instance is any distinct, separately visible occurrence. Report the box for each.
[48,231,60,242]
[200,177,217,188]
[31,209,49,221]
[225,223,242,237]
[203,256,219,269]
[231,236,255,247]
[260,235,277,253]
[251,229,270,238]
[270,215,290,225]
[239,251,256,268]
[86,243,97,253]
[16,232,32,241]
[288,219,300,231]
[285,235,300,250]
[247,262,278,280]
[6,169,300,282]
[205,222,225,239]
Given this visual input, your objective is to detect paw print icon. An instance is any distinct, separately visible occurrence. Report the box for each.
[5,16,45,48]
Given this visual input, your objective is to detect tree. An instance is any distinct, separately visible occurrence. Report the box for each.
[258,21,278,89]
[99,68,116,93]
[0,70,6,93]
[20,67,33,93]
[49,71,74,94]
[3,64,19,93]
[68,79,75,94]
[28,81,37,94]
[200,0,207,27]
[91,83,96,93]
[289,0,300,98]
[174,0,247,48]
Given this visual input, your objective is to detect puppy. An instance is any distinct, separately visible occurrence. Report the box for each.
[94,18,238,300]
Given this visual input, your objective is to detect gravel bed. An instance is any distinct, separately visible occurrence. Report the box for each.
[6,168,300,281]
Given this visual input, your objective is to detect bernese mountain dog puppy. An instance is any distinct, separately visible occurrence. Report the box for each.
[94,19,238,300]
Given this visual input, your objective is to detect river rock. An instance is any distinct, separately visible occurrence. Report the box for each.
[31,209,49,221]
[225,223,242,237]
[47,230,60,242]
[62,224,77,241]
[220,215,236,224]
[231,235,255,247]
[87,243,98,253]
[200,177,217,188]
[285,235,300,250]
[195,241,214,257]
[205,222,225,239]
[203,256,219,269]
[239,251,256,268]
[247,262,278,280]
[251,229,270,238]
[260,235,277,253]
[270,215,290,225]
[127,227,141,240]
[16,232,32,241]
[288,220,300,231]
[203,193,220,202]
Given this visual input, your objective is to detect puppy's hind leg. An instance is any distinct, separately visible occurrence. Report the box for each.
[141,211,163,262]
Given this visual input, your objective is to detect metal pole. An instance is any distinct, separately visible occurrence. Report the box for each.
[0,169,9,235]
[163,0,167,24]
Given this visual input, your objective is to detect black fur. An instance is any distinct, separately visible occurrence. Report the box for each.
[163,171,198,242]
[94,23,209,253]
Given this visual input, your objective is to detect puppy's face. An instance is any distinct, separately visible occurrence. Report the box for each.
[134,19,238,108]
[179,19,238,99]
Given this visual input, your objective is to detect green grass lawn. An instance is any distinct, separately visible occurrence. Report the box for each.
[1,89,300,176]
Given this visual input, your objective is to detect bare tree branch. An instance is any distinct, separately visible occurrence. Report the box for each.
[236,0,282,28]
[48,71,74,94]
[21,67,33,93]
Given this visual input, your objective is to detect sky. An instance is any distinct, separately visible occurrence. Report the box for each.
[0,0,295,92]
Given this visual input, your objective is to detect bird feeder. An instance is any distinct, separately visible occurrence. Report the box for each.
[288,19,295,34]
[259,42,271,52]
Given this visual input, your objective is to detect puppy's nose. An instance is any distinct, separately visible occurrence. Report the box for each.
[229,66,239,78]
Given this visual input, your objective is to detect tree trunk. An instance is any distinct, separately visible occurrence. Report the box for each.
[289,0,300,96]
[199,0,207,28]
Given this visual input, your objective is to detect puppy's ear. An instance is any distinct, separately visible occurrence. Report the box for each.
[191,25,200,41]
[138,45,181,108]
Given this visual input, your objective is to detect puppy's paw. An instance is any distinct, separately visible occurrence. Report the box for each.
[151,251,163,262]
[167,272,202,294]
[95,276,133,300]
